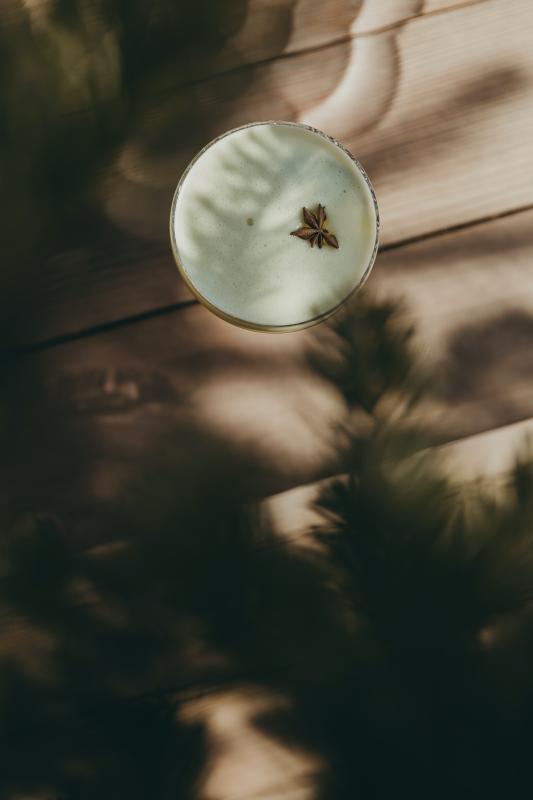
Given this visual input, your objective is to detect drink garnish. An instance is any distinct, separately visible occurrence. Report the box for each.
[290,204,339,249]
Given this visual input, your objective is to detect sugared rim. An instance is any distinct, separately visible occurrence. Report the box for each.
[169,120,380,333]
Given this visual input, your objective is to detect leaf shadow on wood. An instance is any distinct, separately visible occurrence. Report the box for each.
[362,65,529,182]
[252,441,533,800]
[0,494,351,797]
[0,297,418,797]
[376,213,533,272]
[4,299,533,797]
[0,332,346,554]
[434,309,533,427]
[0,0,303,346]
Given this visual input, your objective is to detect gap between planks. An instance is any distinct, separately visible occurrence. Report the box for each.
[0,0,491,117]
[161,0,492,91]
[4,199,532,361]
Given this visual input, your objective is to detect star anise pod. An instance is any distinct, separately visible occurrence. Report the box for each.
[290,204,339,249]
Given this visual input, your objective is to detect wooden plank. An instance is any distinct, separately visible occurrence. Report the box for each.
[104,0,530,248]
[352,0,426,34]
[3,384,530,800]
[351,0,485,34]
[4,205,533,544]
[4,207,533,539]
[4,418,530,800]
[0,0,432,89]
[2,0,529,347]
[281,0,485,55]
[266,415,533,548]
[8,206,533,455]
[437,416,533,485]
[179,686,323,800]
[368,208,533,441]
[225,0,363,63]
[0,1,482,71]
[423,0,488,12]
[300,0,533,238]
[178,410,533,800]
[100,0,533,247]
[1,234,187,350]
[0,305,346,543]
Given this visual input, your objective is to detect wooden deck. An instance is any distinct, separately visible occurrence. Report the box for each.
[2,0,533,797]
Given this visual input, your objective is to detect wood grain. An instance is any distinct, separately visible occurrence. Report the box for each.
[0,305,346,546]
[3,3,533,795]
[353,0,489,34]
[0,1,485,70]
[2,0,530,348]
[9,0,530,533]
[8,203,533,450]
[438,415,533,484]
[352,0,533,244]
[102,0,533,246]
[4,207,533,537]
[369,207,533,441]
[265,414,533,554]
[423,0,488,13]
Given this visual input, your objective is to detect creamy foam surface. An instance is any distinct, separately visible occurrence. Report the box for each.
[171,122,378,329]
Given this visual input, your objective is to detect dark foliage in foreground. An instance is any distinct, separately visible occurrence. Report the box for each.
[2,297,533,798]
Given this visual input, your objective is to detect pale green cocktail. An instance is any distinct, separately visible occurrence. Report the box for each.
[170,121,379,331]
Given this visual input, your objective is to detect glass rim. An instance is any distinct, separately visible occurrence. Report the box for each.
[169,120,380,333]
